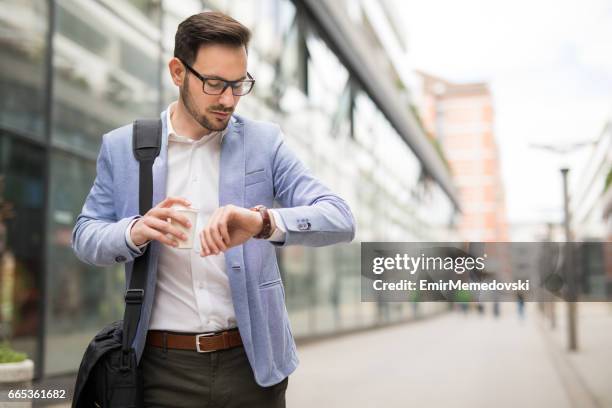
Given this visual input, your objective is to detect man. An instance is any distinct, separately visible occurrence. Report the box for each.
[71,11,355,408]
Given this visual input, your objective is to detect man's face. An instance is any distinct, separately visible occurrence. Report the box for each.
[178,44,248,132]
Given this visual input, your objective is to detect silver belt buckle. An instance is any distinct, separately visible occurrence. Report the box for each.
[195,332,217,353]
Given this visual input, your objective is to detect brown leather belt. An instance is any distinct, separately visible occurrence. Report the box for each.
[146,328,242,353]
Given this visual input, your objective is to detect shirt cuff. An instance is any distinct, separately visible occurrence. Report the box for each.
[267,209,286,243]
[125,216,150,254]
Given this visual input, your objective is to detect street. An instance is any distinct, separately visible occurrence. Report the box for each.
[287,303,611,408]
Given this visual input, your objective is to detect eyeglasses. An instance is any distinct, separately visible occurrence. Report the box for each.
[179,58,255,96]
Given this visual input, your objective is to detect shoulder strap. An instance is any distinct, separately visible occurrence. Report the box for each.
[121,119,162,365]
[132,119,162,215]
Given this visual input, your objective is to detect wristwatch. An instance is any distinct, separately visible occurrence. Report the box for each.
[250,205,273,239]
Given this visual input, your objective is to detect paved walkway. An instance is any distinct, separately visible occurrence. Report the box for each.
[542,302,612,408]
[17,303,611,408]
[287,303,611,408]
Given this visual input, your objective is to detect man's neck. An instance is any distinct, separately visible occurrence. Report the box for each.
[170,100,212,140]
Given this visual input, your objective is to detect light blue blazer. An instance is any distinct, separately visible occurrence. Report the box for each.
[71,109,356,387]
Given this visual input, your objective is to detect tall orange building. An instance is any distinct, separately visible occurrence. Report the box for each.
[416,72,508,242]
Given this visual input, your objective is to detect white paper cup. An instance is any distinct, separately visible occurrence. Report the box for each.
[169,206,198,249]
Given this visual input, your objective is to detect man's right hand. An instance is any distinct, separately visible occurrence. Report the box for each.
[130,197,193,247]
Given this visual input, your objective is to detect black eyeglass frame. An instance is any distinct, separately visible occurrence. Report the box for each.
[179,58,255,96]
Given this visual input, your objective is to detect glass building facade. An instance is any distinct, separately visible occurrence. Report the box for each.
[0,0,457,379]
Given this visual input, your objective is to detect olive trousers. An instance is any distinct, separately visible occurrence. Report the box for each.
[141,343,288,407]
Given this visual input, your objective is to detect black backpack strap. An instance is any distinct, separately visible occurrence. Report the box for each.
[121,119,162,365]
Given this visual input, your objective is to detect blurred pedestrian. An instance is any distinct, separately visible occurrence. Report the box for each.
[516,292,525,319]
[493,301,500,318]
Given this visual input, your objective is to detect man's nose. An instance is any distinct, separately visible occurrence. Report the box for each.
[218,86,236,108]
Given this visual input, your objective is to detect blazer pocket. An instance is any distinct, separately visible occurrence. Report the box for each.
[245,169,267,186]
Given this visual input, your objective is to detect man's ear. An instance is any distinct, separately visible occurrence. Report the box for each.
[168,57,185,87]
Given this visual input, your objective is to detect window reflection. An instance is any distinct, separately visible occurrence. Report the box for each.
[46,0,162,375]
[0,1,48,139]
[45,149,126,375]
[52,0,161,155]
[0,134,44,370]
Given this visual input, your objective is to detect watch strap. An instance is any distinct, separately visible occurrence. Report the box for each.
[250,205,273,239]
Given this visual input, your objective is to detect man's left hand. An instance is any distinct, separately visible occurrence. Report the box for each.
[199,204,267,256]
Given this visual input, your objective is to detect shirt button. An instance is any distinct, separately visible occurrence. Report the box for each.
[115,255,126,262]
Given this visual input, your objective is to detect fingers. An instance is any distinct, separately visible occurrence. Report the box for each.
[199,209,215,256]
[199,229,210,256]
[158,196,191,209]
[200,207,229,256]
[218,209,231,246]
[139,222,180,248]
[150,208,192,229]
[144,216,187,243]
[139,199,194,247]
[210,209,228,252]
[127,197,199,249]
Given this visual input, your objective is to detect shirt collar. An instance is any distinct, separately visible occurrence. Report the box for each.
[166,101,231,144]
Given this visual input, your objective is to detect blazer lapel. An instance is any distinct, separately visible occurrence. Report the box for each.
[219,116,244,209]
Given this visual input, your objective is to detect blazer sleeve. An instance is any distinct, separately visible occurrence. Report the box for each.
[71,133,144,266]
[270,130,356,247]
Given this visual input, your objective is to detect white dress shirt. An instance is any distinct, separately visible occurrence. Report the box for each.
[124,102,285,333]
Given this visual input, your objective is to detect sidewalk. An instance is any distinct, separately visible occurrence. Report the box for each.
[286,303,607,408]
[12,302,610,408]
[541,302,612,408]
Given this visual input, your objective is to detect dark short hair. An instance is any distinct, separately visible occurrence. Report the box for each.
[174,11,251,65]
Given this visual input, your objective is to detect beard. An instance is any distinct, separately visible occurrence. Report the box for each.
[180,76,233,132]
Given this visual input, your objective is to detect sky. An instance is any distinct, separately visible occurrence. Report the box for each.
[393,0,612,225]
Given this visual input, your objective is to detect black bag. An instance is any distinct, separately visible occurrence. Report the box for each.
[72,119,162,408]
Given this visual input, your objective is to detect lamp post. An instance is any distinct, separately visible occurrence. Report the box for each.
[529,141,595,352]
[560,168,577,351]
